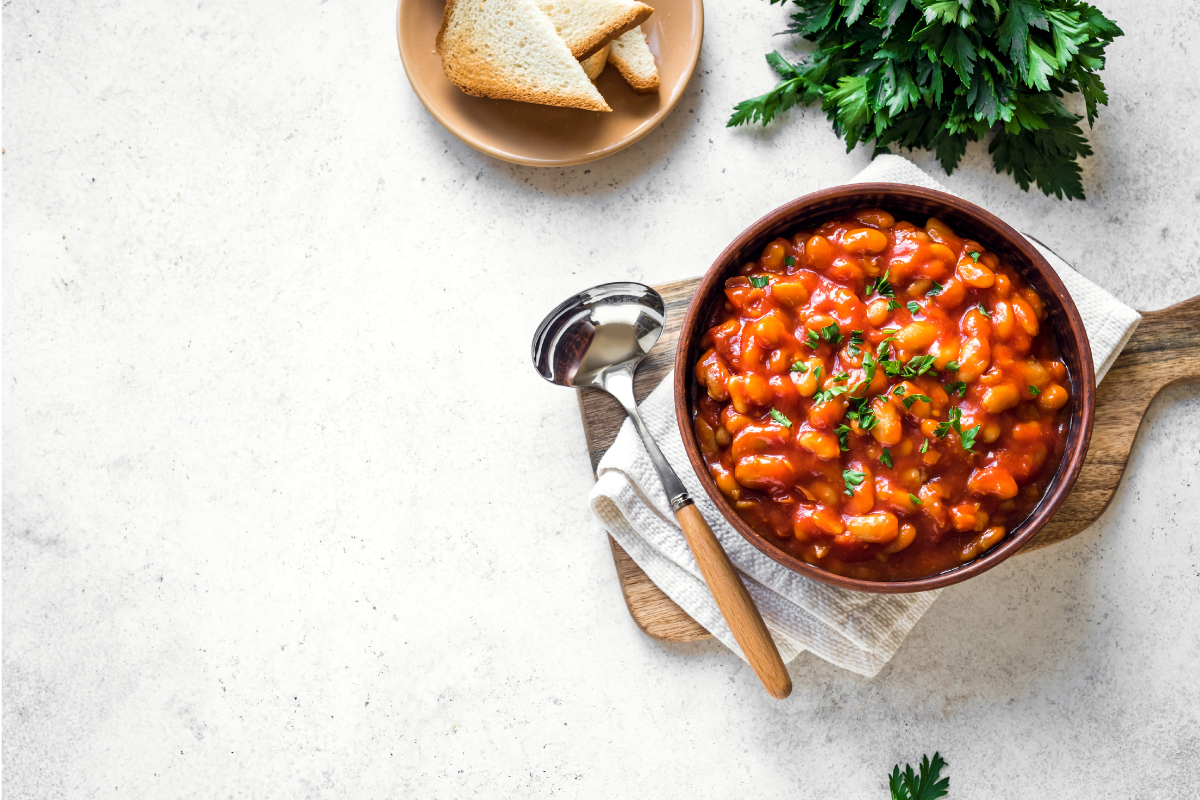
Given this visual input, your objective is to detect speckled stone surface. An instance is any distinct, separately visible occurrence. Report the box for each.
[3,0,1199,797]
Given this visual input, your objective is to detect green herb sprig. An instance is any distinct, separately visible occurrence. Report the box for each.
[728,0,1123,200]
[889,752,949,800]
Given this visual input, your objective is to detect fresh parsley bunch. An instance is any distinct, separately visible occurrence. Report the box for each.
[728,0,1123,199]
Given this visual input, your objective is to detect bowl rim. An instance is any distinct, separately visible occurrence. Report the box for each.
[672,183,1096,594]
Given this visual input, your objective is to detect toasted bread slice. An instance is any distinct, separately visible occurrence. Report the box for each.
[580,42,610,81]
[609,26,659,93]
[536,0,654,60]
[436,0,611,112]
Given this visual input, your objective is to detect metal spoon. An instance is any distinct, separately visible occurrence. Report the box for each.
[532,282,792,699]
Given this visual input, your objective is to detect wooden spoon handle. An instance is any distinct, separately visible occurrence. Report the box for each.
[674,502,792,699]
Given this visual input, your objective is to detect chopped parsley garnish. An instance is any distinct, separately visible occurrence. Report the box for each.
[848,329,864,355]
[851,351,877,394]
[945,361,959,372]
[769,408,792,428]
[978,303,992,319]
[886,299,901,311]
[934,407,981,451]
[812,365,822,381]
[821,323,842,344]
[961,423,981,451]
[749,275,769,289]
[842,469,866,496]
[834,424,851,451]
[807,330,820,349]
[919,438,929,453]
[790,361,808,373]
[927,281,944,297]
[904,354,938,378]
[1029,385,1041,396]
[866,269,894,299]
[906,301,920,314]
[969,251,981,262]
[784,255,795,267]
[880,448,893,469]
[909,493,922,506]
[902,393,932,411]
[944,380,967,397]
[832,371,849,382]
[813,385,849,404]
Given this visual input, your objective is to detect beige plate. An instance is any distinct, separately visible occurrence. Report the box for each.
[396,0,704,166]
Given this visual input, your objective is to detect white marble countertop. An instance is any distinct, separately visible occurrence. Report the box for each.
[4,0,1199,796]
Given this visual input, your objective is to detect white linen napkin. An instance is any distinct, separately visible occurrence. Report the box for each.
[588,155,1142,677]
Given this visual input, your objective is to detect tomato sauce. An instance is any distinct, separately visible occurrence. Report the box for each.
[691,208,1071,581]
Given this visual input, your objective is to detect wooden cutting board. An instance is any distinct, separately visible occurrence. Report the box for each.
[578,279,1200,643]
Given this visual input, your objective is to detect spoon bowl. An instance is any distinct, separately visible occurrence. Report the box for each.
[531,282,666,390]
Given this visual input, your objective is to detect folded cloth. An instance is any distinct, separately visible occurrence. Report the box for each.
[588,155,1142,677]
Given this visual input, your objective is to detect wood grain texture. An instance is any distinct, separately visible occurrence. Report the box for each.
[582,281,1200,642]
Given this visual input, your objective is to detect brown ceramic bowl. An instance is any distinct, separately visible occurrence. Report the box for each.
[673,184,1096,594]
[396,0,703,166]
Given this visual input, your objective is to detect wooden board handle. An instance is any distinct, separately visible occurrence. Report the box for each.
[674,503,792,699]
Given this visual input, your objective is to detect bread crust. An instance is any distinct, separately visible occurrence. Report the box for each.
[608,27,659,93]
[570,2,653,60]
[436,0,612,112]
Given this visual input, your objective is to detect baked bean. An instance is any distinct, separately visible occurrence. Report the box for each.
[960,526,1005,562]
[806,235,835,268]
[881,522,917,554]
[967,467,1019,499]
[982,384,1020,413]
[734,455,796,492]
[894,321,939,351]
[871,397,902,445]
[799,429,840,461]
[1038,383,1069,411]
[854,208,895,228]
[1011,295,1040,336]
[957,258,996,288]
[692,208,1073,581]
[846,511,899,544]
[843,228,890,255]
[867,298,892,326]
[761,238,788,271]
[771,279,810,308]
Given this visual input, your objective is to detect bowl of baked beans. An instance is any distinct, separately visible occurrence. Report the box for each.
[675,184,1095,593]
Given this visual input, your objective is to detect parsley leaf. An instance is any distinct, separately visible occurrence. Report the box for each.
[908,493,922,506]
[880,448,893,469]
[903,393,932,410]
[978,303,992,318]
[867,269,895,299]
[969,251,981,261]
[821,323,842,344]
[790,361,808,373]
[1029,384,1041,395]
[730,0,1121,200]
[769,408,792,428]
[889,752,949,800]
[927,281,944,297]
[919,438,929,453]
[887,299,901,311]
[807,330,820,349]
[944,380,967,397]
[842,469,866,496]
[834,424,851,451]
[749,275,769,289]
[784,255,795,267]
[906,301,920,314]
[813,385,849,404]
[945,361,959,372]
